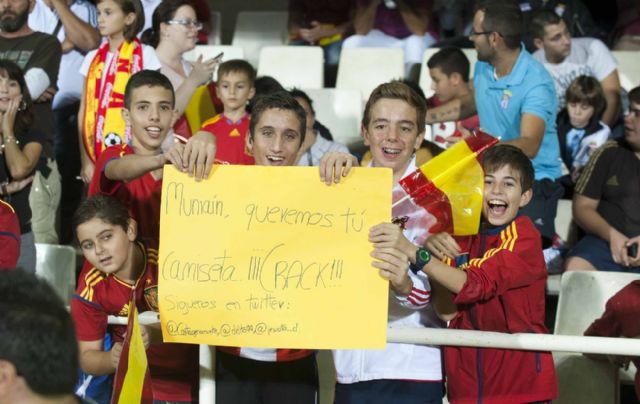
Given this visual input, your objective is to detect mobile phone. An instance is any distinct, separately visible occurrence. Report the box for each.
[213,52,224,62]
[627,243,638,258]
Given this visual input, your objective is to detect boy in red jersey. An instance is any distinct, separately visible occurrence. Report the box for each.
[88,70,216,242]
[71,195,198,402]
[196,59,256,165]
[371,144,558,403]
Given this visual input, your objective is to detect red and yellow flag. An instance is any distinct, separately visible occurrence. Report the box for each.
[398,130,498,235]
[111,304,153,404]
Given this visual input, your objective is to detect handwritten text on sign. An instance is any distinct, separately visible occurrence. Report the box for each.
[159,165,391,348]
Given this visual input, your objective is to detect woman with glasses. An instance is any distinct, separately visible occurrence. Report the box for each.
[142,0,221,144]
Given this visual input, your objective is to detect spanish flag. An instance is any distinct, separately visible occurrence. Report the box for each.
[398,130,498,235]
[173,83,222,142]
[111,303,153,403]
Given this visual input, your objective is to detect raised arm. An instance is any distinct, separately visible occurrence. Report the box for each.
[425,92,476,124]
[353,0,382,35]
[396,0,429,36]
[51,0,100,52]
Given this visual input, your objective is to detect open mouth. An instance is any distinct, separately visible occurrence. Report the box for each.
[265,155,286,165]
[487,199,508,216]
[382,147,401,158]
[145,126,163,138]
[99,256,112,266]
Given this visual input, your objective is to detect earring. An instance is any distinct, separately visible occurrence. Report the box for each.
[17,100,26,111]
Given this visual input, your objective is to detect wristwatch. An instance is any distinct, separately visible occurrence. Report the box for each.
[410,248,431,274]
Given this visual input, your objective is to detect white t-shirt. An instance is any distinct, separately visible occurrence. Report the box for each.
[28,0,97,109]
[79,43,162,95]
[533,37,617,109]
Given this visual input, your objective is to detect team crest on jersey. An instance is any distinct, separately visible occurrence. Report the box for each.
[144,286,159,311]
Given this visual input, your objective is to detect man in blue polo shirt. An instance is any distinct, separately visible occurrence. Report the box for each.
[425,1,562,248]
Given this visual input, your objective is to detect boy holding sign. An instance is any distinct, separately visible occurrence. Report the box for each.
[372,145,557,403]
[327,81,445,404]
[87,70,217,242]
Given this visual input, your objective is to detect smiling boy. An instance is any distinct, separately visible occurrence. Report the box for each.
[88,69,215,242]
[372,144,558,403]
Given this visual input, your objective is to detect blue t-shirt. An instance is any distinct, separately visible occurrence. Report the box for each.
[474,45,561,180]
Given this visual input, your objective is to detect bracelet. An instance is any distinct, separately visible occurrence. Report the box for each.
[3,136,19,145]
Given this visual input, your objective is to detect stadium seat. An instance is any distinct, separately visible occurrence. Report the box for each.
[232,11,289,67]
[336,48,405,103]
[208,10,222,45]
[304,88,363,148]
[553,271,640,404]
[419,48,477,98]
[258,46,324,89]
[35,243,76,306]
[612,51,640,91]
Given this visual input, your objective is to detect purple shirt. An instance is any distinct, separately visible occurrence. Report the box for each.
[357,0,432,38]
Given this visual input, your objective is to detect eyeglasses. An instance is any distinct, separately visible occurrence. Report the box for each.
[166,19,203,30]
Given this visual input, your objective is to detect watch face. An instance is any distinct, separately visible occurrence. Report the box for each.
[418,249,430,261]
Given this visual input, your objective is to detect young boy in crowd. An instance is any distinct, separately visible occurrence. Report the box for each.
[557,75,610,198]
[70,195,198,402]
[197,59,256,164]
[426,47,479,148]
[371,144,558,403]
[88,70,216,242]
[214,91,319,404]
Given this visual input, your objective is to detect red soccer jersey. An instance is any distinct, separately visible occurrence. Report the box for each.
[0,199,20,269]
[443,215,558,404]
[71,242,198,402]
[200,113,255,165]
[88,144,162,243]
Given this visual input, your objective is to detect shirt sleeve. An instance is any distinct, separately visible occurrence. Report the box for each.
[574,141,615,199]
[587,39,617,81]
[142,45,162,71]
[454,219,545,304]
[88,145,127,196]
[521,73,557,125]
[31,34,61,89]
[71,268,108,341]
[394,270,432,309]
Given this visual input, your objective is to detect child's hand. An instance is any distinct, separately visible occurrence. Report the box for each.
[371,246,412,296]
[369,223,416,260]
[183,131,217,181]
[164,141,187,172]
[110,342,124,369]
[426,232,461,260]
[318,151,357,185]
[80,160,95,184]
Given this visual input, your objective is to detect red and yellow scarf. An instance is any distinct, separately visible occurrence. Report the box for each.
[83,39,143,162]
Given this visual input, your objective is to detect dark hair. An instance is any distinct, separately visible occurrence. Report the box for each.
[254,75,284,96]
[565,75,607,120]
[427,47,471,82]
[123,70,175,109]
[73,195,131,235]
[248,91,306,145]
[97,0,145,42]
[476,1,523,50]
[629,86,640,106]
[362,81,426,135]
[482,144,534,192]
[289,88,315,115]
[0,59,33,134]
[217,59,256,86]
[0,270,78,396]
[530,9,562,40]
[141,0,192,47]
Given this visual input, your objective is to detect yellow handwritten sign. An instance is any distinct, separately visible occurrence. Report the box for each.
[159,165,392,349]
